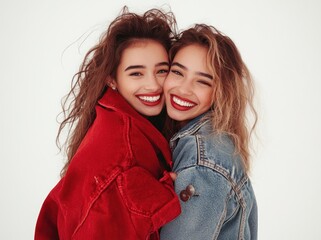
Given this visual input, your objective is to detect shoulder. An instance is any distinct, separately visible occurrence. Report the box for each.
[69,105,132,173]
[95,103,128,129]
[80,105,129,154]
[171,134,199,172]
[195,121,247,183]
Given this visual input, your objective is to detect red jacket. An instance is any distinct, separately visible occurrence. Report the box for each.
[35,89,181,240]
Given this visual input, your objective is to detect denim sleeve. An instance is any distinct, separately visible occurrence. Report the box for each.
[160,165,232,240]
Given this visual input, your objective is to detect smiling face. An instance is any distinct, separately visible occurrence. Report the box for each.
[164,44,214,125]
[114,40,169,116]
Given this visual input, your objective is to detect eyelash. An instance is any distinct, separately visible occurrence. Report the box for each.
[171,70,211,86]
[198,80,212,87]
[171,70,183,76]
[129,72,142,76]
[129,69,169,77]
[157,69,169,74]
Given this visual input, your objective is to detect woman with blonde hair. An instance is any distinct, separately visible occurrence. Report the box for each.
[160,24,258,239]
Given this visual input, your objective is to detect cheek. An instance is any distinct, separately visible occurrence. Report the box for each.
[203,90,214,107]
[163,76,177,92]
[157,76,166,87]
[163,80,170,93]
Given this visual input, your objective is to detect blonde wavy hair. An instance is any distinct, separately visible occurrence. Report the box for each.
[169,24,257,172]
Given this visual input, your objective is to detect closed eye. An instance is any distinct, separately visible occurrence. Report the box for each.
[198,80,212,87]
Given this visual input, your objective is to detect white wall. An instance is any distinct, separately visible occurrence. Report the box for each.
[1,0,320,239]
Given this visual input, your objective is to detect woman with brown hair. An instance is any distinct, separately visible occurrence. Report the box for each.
[160,24,258,239]
[35,7,180,239]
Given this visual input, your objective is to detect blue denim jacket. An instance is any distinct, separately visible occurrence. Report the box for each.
[160,113,257,240]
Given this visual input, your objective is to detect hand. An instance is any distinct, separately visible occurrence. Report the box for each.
[169,172,177,181]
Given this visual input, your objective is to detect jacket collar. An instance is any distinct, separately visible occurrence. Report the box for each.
[170,112,210,148]
[98,88,172,166]
[98,88,141,119]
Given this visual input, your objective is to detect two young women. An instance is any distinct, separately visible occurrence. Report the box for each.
[35,7,257,240]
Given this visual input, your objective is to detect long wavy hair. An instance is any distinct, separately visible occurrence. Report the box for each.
[57,7,177,177]
[169,24,257,172]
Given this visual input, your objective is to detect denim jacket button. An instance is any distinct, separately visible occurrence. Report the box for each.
[186,184,195,196]
[179,190,190,202]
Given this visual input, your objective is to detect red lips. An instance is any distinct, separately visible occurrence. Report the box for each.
[170,94,196,111]
[136,93,162,106]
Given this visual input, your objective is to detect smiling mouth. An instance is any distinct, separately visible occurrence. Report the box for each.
[171,94,196,110]
[136,94,162,106]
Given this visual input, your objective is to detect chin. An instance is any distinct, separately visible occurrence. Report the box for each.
[139,109,162,117]
[167,112,187,122]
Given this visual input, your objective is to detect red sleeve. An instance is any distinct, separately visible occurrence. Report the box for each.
[72,166,181,239]
[35,167,181,240]
[117,166,181,231]
[34,192,59,240]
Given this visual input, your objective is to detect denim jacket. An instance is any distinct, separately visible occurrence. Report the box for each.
[160,113,257,240]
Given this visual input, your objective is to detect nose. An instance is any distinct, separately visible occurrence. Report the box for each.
[177,78,193,95]
[144,73,162,91]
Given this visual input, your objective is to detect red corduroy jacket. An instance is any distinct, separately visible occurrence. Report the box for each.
[35,89,181,240]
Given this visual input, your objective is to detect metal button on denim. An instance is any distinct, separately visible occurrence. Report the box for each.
[180,184,196,202]
[179,190,190,202]
[186,184,195,196]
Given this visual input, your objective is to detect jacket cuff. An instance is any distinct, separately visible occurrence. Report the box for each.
[151,194,181,229]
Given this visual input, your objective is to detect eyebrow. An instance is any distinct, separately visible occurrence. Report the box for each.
[171,62,187,70]
[125,65,145,71]
[171,62,213,80]
[156,62,170,67]
[125,62,169,71]
[196,71,213,80]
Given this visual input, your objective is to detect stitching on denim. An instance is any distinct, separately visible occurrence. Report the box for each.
[198,157,248,240]
[212,192,232,240]
[196,135,203,165]
[171,119,210,142]
[175,119,250,239]
[237,180,247,240]
[236,176,248,193]
[199,162,247,240]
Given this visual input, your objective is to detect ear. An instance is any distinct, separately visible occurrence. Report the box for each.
[108,78,117,91]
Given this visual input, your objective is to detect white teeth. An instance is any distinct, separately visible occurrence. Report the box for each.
[138,95,160,102]
[173,96,195,107]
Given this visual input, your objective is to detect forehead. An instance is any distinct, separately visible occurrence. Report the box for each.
[173,44,211,74]
[119,40,168,65]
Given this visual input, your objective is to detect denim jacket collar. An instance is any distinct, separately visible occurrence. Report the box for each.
[170,112,210,149]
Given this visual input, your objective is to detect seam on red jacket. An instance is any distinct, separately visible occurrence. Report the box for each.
[116,171,153,217]
[71,167,122,238]
[151,196,181,230]
[116,173,143,239]
[124,116,135,166]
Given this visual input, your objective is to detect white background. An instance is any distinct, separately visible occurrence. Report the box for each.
[1,0,321,239]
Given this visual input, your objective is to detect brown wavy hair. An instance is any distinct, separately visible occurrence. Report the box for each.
[57,6,177,177]
[169,24,257,173]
